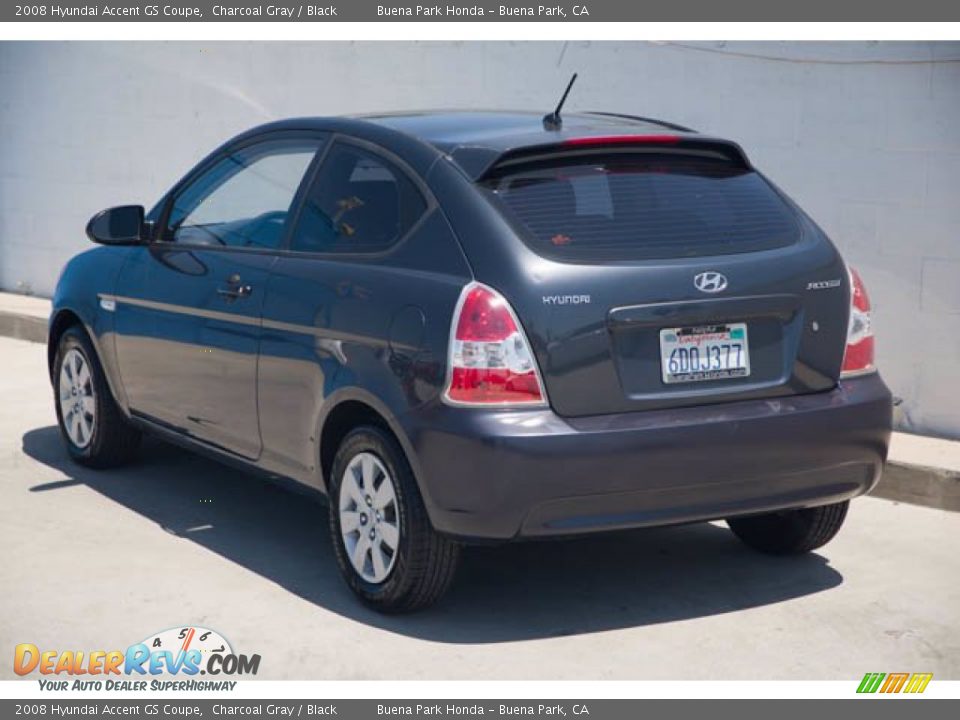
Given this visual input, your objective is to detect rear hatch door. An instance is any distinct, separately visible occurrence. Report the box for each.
[478,140,850,417]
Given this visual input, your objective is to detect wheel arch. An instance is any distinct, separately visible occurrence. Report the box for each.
[48,308,88,381]
[47,305,129,414]
[316,389,425,502]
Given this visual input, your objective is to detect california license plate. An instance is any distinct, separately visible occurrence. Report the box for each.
[659,323,750,384]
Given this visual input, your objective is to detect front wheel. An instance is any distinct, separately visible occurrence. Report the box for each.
[53,326,141,468]
[727,501,849,555]
[328,426,459,613]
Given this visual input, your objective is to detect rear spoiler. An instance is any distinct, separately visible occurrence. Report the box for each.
[451,134,753,181]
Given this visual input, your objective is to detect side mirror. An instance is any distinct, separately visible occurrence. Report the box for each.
[86,205,146,245]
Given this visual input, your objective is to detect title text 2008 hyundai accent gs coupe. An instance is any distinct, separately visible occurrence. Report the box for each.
[50,109,892,611]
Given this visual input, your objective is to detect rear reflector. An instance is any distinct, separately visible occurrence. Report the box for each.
[562,134,680,147]
[841,266,876,377]
[443,283,548,407]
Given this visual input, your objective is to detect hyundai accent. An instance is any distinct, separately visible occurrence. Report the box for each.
[50,109,892,611]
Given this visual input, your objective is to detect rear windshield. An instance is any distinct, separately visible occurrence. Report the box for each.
[482,152,800,261]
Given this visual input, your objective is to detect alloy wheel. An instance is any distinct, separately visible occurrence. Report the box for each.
[58,348,96,449]
[339,452,400,584]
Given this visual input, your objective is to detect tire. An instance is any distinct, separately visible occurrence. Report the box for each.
[328,426,459,613]
[727,501,849,555]
[53,325,142,468]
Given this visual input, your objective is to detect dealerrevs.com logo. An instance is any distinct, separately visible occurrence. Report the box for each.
[14,626,260,691]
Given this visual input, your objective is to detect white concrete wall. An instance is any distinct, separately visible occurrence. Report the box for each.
[1,41,958,437]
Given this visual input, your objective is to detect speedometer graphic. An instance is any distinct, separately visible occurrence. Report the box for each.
[136,626,233,675]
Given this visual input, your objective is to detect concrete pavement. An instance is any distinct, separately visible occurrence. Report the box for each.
[1,335,958,680]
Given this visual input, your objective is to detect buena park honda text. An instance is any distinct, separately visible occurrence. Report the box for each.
[49,104,891,611]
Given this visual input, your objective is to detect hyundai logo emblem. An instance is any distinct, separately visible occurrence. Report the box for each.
[694,271,728,293]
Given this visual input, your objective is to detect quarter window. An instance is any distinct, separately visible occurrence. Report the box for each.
[166,137,323,250]
[290,142,427,254]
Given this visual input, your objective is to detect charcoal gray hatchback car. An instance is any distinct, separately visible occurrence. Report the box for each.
[50,110,892,611]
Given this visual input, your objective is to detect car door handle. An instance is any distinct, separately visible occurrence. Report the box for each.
[217,284,253,300]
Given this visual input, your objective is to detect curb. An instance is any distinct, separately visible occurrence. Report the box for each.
[870,461,960,512]
[0,309,47,344]
[0,307,956,514]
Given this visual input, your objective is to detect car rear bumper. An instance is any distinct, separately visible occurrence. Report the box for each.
[402,373,892,541]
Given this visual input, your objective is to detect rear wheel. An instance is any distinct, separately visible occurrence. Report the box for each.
[53,326,141,468]
[328,426,459,612]
[727,501,849,555]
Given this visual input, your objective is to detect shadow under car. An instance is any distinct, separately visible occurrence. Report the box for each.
[22,425,843,642]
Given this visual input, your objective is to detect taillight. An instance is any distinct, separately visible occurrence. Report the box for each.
[443,283,548,407]
[841,266,875,377]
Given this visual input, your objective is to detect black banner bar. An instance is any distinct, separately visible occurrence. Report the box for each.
[3,0,960,22]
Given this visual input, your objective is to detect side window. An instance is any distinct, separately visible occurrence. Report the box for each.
[166,137,323,250]
[290,142,427,254]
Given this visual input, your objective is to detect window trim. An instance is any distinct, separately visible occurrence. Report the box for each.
[280,133,437,260]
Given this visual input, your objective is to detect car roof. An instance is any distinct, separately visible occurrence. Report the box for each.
[235,111,746,181]
[358,110,711,179]
[359,110,695,152]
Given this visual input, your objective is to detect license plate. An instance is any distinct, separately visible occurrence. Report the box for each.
[659,323,750,384]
